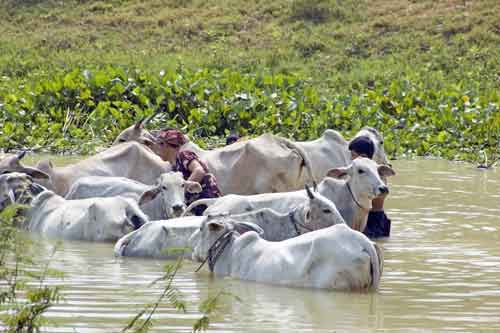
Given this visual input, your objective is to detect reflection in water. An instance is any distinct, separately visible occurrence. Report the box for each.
[24,159,500,332]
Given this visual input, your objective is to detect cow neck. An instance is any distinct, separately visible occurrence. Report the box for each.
[195,229,235,274]
[288,206,313,236]
[345,181,371,212]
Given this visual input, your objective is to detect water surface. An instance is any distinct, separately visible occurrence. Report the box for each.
[25,158,500,332]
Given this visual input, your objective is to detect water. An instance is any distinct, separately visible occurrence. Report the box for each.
[21,158,500,332]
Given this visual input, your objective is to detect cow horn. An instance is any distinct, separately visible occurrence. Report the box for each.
[134,117,145,129]
[313,180,318,192]
[305,184,314,199]
[16,151,26,160]
[8,188,16,204]
[143,106,163,126]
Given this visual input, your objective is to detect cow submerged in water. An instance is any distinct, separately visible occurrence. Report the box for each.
[191,218,383,291]
[0,172,148,241]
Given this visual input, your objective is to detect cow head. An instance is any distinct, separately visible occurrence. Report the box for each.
[326,157,395,203]
[89,197,149,241]
[0,172,46,211]
[190,216,263,263]
[113,115,158,149]
[0,152,49,179]
[303,184,345,230]
[353,127,390,166]
[138,171,202,218]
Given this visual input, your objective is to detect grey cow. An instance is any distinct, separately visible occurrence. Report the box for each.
[66,172,202,220]
[185,158,395,232]
[0,172,149,242]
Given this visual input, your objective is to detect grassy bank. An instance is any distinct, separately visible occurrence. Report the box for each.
[0,0,499,164]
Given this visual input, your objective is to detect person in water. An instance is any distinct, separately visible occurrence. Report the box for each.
[348,136,392,238]
[155,129,222,215]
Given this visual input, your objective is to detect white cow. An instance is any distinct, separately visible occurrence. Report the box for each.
[318,159,395,231]
[115,120,390,194]
[114,216,205,259]
[0,151,49,179]
[185,185,345,228]
[192,219,383,291]
[116,197,345,260]
[115,123,315,195]
[0,172,149,241]
[35,142,171,196]
[294,127,390,184]
[66,172,202,219]
[185,158,394,232]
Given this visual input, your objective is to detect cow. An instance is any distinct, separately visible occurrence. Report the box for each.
[65,172,202,219]
[185,184,345,227]
[294,127,390,183]
[114,123,315,195]
[0,151,49,179]
[115,202,345,260]
[185,158,395,232]
[0,172,149,241]
[180,133,316,194]
[318,158,395,232]
[114,216,205,259]
[114,119,390,193]
[191,219,383,291]
[35,141,171,196]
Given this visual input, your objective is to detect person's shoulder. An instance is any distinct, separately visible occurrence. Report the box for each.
[177,150,199,160]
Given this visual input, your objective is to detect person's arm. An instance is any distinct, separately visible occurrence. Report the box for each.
[371,196,386,211]
[371,177,389,211]
[187,159,206,183]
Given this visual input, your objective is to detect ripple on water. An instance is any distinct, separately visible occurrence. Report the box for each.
[17,159,500,332]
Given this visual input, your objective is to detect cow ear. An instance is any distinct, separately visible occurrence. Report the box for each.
[142,138,155,148]
[185,181,202,194]
[88,203,99,224]
[207,221,225,232]
[305,184,315,199]
[378,165,396,177]
[234,222,264,235]
[36,159,53,173]
[326,166,351,179]
[138,187,161,205]
[20,166,49,179]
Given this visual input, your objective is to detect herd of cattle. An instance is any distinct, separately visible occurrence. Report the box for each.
[0,120,395,291]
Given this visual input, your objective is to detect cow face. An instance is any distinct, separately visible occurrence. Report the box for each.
[354,127,390,166]
[138,172,202,218]
[0,172,45,211]
[191,217,232,262]
[304,185,345,230]
[327,158,395,201]
[190,216,263,263]
[113,120,158,149]
[0,152,49,179]
[93,197,149,240]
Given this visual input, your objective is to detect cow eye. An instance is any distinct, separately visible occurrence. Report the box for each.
[380,140,384,145]
[162,186,167,190]
[322,209,332,214]
[358,169,365,174]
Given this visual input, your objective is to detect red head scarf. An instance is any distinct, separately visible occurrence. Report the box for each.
[157,129,187,148]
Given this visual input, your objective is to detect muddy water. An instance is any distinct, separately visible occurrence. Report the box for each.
[25,158,500,332]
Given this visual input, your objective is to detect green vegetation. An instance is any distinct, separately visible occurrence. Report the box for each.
[0,204,62,332]
[0,0,499,164]
[123,257,232,333]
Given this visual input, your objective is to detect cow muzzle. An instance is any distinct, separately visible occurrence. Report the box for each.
[377,186,389,196]
[172,204,185,217]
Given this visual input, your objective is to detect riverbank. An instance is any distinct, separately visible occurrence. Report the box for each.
[0,0,498,164]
